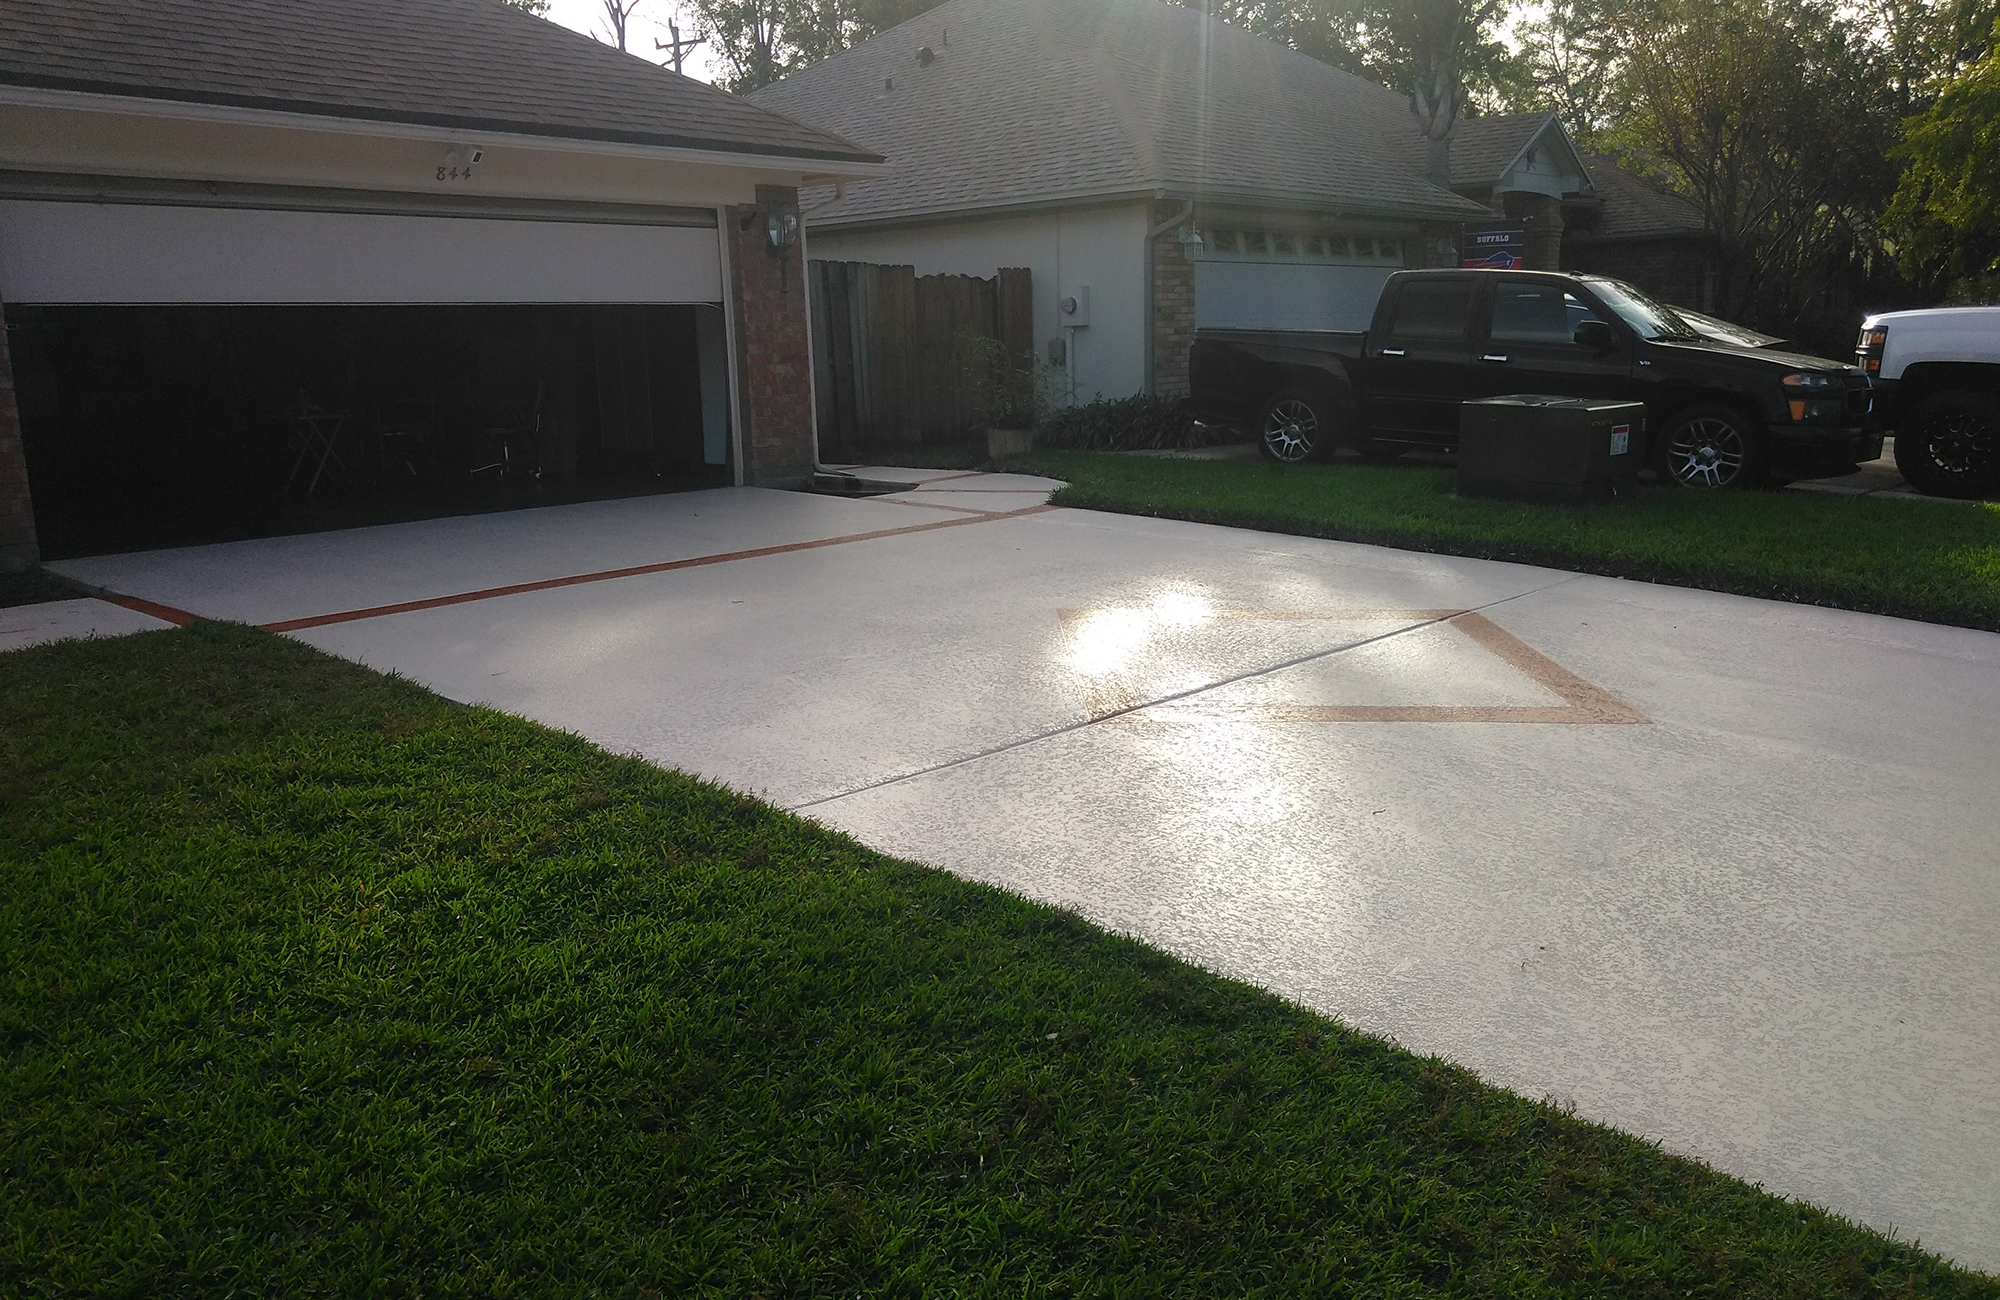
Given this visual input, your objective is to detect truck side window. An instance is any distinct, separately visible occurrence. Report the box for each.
[1387,281,1474,339]
[1491,286,1605,345]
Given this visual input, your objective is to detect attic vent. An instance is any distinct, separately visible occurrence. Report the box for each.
[917,45,935,64]
[882,76,893,93]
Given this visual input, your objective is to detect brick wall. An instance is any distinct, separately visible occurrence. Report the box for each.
[1501,191,1565,272]
[727,185,816,485]
[1150,204,1197,397]
[0,291,39,570]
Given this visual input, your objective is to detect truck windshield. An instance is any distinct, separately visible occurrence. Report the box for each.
[1583,278,1702,342]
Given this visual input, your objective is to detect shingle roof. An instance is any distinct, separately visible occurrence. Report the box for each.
[750,0,1490,226]
[1570,154,1706,240]
[0,0,882,166]
[1448,112,1561,188]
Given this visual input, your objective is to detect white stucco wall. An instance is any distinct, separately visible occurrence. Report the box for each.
[804,202,1150,403]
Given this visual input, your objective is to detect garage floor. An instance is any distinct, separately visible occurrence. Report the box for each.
[43,475,2000,1273]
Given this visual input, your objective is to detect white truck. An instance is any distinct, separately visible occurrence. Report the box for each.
[1856,306,2000,498]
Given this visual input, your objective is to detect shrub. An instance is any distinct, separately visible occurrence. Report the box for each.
[1035,394,1239,452]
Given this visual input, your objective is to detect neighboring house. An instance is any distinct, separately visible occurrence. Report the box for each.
[751,0,1495,403]
[1451,116,1718,311]
[0,0,883,566]
[1561,156,1716,313]
[1446,112,1594,270]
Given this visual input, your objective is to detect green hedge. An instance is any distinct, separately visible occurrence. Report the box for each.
[1036,394,1241,452]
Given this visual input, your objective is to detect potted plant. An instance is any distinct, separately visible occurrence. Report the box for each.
[958,331,1044,458]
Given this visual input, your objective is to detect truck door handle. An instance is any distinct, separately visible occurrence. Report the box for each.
[1380,348,1406,357]
[1481,353,1510,363]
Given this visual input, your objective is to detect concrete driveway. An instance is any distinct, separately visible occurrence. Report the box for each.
[49,474,2000,1272]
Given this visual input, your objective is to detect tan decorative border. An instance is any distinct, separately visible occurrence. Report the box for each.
[1061,609,1648,725]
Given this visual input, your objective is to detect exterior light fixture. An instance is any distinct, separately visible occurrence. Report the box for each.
[765,203,800,255]
[1178,225,1205,258]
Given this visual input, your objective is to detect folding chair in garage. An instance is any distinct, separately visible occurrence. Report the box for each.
[285,392,350,498]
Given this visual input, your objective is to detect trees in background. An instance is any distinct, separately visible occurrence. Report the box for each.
[600,0,648,51]
[1509,0,1623,142]
[687,0,937,91]
[1202,0,1521,112]
[1608,0,1903,333]
[1885,12,2000,296]
[1504,0,1999,330]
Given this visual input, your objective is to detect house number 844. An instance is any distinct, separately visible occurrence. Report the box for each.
[436,149,482,181]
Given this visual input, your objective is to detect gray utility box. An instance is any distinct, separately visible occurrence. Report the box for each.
[1457,395,1646,504]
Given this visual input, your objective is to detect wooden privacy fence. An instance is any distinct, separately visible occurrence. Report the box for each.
[809,261,1033,452]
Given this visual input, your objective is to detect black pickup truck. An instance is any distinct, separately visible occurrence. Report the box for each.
[1188,269,1878,488]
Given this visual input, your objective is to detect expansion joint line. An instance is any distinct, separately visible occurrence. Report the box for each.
[793,576,1615,812]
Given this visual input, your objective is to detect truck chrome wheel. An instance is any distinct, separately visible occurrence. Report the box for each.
[1256,387,1332,464]
[1661,407,1762,489]
[1263,399,1317,462]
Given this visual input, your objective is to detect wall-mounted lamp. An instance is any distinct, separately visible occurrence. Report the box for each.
[765,203,800,256]
[1178,225,1205,259]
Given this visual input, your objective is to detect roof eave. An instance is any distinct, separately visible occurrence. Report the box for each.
[806,181,1489,232]
[0,78,892,175]
[1162,180,1491,222]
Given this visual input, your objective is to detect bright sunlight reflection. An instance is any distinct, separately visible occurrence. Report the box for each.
[1062,588,1218,678]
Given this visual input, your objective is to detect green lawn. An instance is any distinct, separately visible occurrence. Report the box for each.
[3,625,1994,1297]
[995,452,2000,632]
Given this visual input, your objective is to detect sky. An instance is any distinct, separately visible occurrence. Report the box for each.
[541,0,723,85]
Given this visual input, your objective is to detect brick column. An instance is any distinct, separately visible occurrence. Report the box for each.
[1412,223,1465,269]
[0,290,39,571]
[726,184,816,486]
[1150,204,1197,398]
[1501,191,1564,272]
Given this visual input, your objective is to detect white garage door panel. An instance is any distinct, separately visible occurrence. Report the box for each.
[0,200,721,305]
[1195,262,1395,332]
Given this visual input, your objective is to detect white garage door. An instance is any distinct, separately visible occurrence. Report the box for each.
[0,200,722,305]
[1194,261,1397,332]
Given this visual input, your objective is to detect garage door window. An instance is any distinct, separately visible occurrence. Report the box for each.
[1202,230,1407,265]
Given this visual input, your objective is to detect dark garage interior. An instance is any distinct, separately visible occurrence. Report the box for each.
[4,302,730,558]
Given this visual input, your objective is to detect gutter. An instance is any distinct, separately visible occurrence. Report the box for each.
[804,181,1490,235]
[0,168,723,226]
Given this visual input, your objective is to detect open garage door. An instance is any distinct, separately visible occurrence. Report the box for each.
[0,199,735,557]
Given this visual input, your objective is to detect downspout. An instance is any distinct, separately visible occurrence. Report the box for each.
[803,181,845,479]
[1144,199,1194,395]
[715,205,747,487]
[800,203,824,475]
